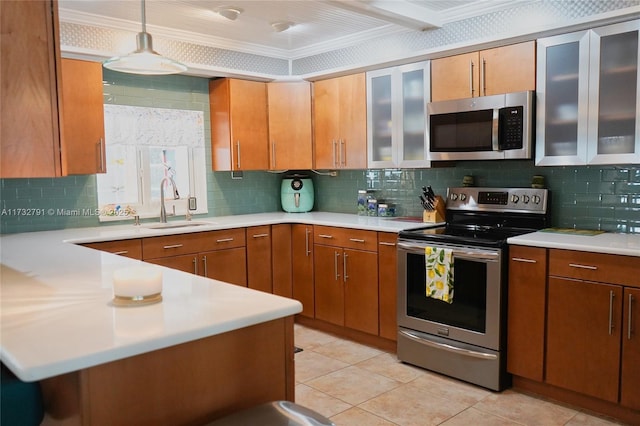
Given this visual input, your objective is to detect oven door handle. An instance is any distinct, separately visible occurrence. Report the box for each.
[399,330,497,360]
[397,242,499,261]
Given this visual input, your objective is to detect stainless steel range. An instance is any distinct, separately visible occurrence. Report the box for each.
[396,187,550,391]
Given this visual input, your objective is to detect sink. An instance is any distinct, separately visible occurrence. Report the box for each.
[142,220,216,230]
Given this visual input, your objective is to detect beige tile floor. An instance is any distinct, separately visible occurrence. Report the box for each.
[294,324,626,426]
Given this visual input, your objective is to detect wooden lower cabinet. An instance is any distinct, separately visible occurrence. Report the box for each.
[621,287,640,410]
[314,244,378,335]
[142,229,247,286]
[246,225,272,293]
[272,224,293,298]
[201,247,247,286]
[378,232,398,341]
[292,224,314,318]
[546,277,623,403]
[508,247,640,423]
[506,245,547,381]
[146,254,199,274]
[81,239,142,260]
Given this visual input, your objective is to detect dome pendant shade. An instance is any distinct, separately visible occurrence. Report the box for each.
[103,0,187,75]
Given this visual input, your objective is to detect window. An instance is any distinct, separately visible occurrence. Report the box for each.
[97,105,208,221]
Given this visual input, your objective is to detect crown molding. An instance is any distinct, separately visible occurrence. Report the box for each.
[59,8,411,61]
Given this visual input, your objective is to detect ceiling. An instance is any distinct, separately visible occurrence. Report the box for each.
[57,0,522,59]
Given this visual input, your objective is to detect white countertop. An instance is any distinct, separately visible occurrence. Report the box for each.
[508,230,640,257]
[60,212,436,244]
[0,212,435,382]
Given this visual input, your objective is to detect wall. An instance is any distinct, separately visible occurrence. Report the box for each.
[313,163,640,234]
[1,72,638,234]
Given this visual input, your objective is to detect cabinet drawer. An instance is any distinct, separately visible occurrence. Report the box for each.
[549,249,640,287]
[142,228,245,260]
[82,239,142,260]
[314,226,377,251]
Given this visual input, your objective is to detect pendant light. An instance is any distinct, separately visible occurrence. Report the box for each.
[103,0,187,75]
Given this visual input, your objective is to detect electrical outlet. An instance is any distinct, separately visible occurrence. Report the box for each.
[188,197,197,210]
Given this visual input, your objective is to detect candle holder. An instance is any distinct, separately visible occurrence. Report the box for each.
[112,267,163,307]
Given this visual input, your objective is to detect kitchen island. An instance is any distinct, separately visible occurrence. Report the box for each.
[1,212,430,425]
[0,223,303,425]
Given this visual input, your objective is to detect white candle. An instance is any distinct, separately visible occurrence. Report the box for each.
[113,267,163,300]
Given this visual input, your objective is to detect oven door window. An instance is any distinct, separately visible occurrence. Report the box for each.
[406,252,487,333]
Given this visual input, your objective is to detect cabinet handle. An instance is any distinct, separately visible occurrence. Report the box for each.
[318,234,333,239]
[216,238,234,243]
[163,244,183,249]
[112,250,129,255]
[469,59,475,97]
[343,252,348,281]
[236,140,241,169]
[334,251,340,281]
[609,290,615,336]
[340,139,346,166]
[349,238,365,243]
[379,242,396,247]
[629,294,635,341]
[481,57,487,96]
[569,263,598,270]
[252,233,269,238]
[202,255,208,277]
[332,139,338,168]
[97,138,105,172]
[512,257,537,263]
[193,256,198,275]
[305,227,311,256]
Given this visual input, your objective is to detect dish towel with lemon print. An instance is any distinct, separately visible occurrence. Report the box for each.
[425,246,454,303]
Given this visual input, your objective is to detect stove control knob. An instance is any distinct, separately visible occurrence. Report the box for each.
[511,195,520,204]
[450,193,458,201]
[522,195,530,204]
[532,195,541,204]
[460,194,467,202]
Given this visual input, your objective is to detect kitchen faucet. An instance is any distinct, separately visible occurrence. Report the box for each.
[159,176,180,223]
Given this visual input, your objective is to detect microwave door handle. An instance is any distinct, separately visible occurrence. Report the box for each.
[492,108,500,151]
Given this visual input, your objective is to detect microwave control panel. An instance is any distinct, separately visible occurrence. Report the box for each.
[447,187,548,213]
[498,106,524,150]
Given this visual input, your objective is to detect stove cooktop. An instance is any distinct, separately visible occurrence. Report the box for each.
[400,187,551,248]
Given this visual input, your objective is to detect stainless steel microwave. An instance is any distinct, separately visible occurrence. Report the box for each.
[427,91,534,161]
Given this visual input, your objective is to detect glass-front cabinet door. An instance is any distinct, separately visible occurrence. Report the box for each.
[587,20,640,164]
[536,31,590,166]
[367,61,430,168]
[537,19,640,166]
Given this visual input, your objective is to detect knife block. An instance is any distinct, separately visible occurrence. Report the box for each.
[423,196,445,223]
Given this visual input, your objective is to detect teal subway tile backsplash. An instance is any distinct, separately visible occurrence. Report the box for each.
[1,69,639,234]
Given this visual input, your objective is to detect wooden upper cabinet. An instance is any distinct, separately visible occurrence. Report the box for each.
[481,42,536,97]
[431,51,480,101]
[1,0,63,178]
[60,59,106,175]
[267,82,313,170]
[209,78,269,171]
[431,41,536,101]
[313,73,367,169]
